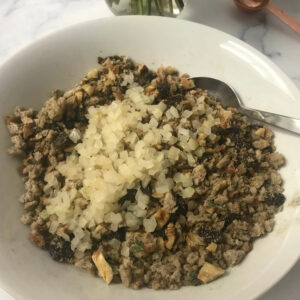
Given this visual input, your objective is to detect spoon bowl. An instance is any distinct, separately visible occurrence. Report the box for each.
[234,0,269,13]
[190,77,300,134]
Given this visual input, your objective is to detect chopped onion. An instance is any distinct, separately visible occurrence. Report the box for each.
[69,128,81,143]
[181,187,195,198]
[182,110,193,118]
[143,216,157,232]
[169,106,179,118]
[168,146,180,161]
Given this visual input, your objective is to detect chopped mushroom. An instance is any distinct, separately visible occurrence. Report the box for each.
[165,223,176,250]
[75,91,83,102]
[186,232,205,248]
[154,208,170,229]
[253,139,269,149]
[198,262,225,283]
[92,249,113,284]
[152,192,164,199]
[87,69,99,79]
[254,127,265,138]
[82,84,95,97]
[206,242,217,252]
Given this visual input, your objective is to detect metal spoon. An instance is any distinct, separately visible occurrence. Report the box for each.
[190,77,300,134]
[234,0,300,35]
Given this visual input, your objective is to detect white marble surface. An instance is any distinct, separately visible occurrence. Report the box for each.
[0,0,299,299]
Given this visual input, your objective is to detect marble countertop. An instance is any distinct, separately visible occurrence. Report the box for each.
[0,0,299,299]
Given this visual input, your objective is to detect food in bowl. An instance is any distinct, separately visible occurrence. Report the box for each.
[4,56,285,290]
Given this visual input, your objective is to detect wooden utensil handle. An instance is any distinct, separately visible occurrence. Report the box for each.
[267,2,300,34]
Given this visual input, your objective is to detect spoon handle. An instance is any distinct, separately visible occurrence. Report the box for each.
[239,107,300,134]
[266,2,300,35]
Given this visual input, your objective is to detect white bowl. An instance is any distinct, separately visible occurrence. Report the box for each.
[0,16,300,300]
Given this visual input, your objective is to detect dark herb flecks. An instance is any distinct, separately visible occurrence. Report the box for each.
[119,189,136,206]
[44,234,73,263]
[197,225,222,244]
[134,240,144,252]
[265,193,285,207]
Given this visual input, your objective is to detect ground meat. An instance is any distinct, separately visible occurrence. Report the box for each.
[125,232,157,259]
[5,56,285,290]
[29,231,45,248]
[148,254,182,290]
[119,258,133,288]
[253,139,270,149]
[223,249,246,267]
[264,219,275,232]
[186,251,199,265]
[216,155,230,169]
[162,192,176,213]
[192,164,207,185]
[268,152,285,169]
[74,255,95,272]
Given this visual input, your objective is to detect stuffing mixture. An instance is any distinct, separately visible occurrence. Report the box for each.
[4,56,286,289]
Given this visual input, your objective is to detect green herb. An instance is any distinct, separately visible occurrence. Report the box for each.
[134,240,144,252]
[112,0,185,16]
[137,0,144,14]
[154,0,163,15]
[168,0,173,13]
[190,270,201,286]
[208,200,216,208]
[146,0,152,15]
[131,0,138,14]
